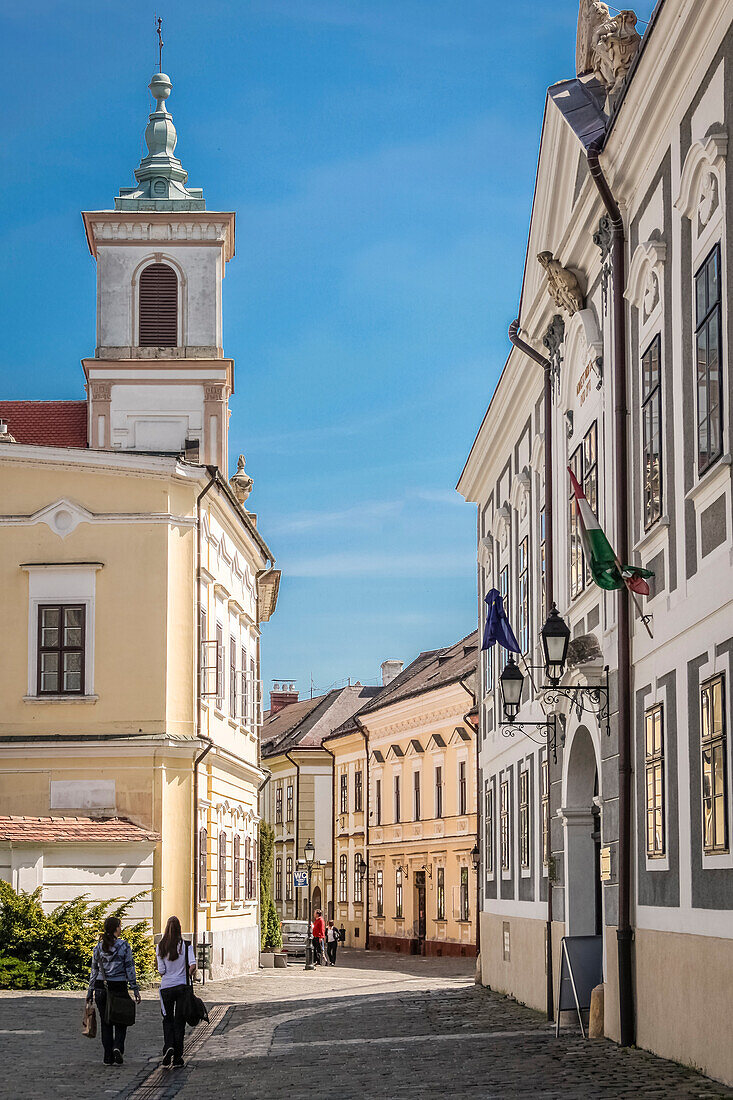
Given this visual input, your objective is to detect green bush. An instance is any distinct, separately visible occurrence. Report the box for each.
[258,821,282,950]
[0,881,157,990]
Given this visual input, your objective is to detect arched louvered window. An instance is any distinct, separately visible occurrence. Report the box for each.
[138,262,178,346]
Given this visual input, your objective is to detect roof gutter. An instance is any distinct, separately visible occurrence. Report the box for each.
[507,320,555,1022]
[586,140,634,1048]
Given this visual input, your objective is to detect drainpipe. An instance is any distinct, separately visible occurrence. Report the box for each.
[193,471,217,950]
[321,739,337,924]
[285,750,301,914]
[586,141,634,1048]
[257,771,272,937]
[459,675,480,964]
[355,717,370,951]
[508,320,555,1023]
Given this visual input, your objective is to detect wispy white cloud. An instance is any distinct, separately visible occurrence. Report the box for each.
[284,548,472,578]
[266,499,403,535]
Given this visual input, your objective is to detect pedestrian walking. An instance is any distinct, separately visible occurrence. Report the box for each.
[156,915,197,1069]
[86,916,141,1066]
[326,920,339,966]
[312,909,325,965]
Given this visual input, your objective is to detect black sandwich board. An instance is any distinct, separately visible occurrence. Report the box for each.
[555,934,603,1037]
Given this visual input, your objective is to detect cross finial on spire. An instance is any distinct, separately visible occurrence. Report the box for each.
[156,15,164,72]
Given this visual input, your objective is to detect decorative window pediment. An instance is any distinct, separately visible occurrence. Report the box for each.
[25,498,94,540]
[491,503,511,549]
[479,534,493,571]
[675,131,727,225]
[509,467,531,521]
[562,307,604,405]
[529,432,545,475]
[625,240,667,322]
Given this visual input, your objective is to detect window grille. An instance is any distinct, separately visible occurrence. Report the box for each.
[37,605,85,695]
[641,335,663,528]
[701,676,727,853]
[695,245,723,474]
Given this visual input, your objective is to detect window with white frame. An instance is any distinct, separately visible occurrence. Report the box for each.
[339,853,348,903]
[218,830,227,901]
[485,782,494,876]
[519,768,530,869]
[460,866,469,921]
[645,704,665,858]
[340,773,348,814]
[436,866,445,919]
[229,635,237,715]
[395,867,403,918]
[540,758,550,869]
[500,778,510,872]
[286,856,293,901]
[354,854,363,903]
[24,564,99,699]
[215,623,224,709]
[569,421,597,598]
[517,537,529,654]
[233,834,241,901]
[701,675,728,854]
[458,760,467,816]
[641,335,662,529]
[275,856,282,901]
[376,868,384,916]
[413,770,421,821]
[695,245,723,475]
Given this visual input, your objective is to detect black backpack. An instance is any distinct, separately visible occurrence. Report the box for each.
[183,941,209,1027]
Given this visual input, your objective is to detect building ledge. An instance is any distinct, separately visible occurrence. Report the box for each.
[23,694,98,705]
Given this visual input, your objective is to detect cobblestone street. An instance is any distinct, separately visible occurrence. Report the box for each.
[0,951,730,1099]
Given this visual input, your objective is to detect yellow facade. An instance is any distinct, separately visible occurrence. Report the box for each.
[0,448,277,977]
[264,750,333,922]
[327,727,368,947]
[363,679,478,957]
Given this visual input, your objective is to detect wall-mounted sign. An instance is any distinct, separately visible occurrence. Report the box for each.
[293,870,308,889]
[576,360,593,406]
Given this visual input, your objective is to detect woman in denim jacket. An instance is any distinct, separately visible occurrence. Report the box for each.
[86,916,141,1066]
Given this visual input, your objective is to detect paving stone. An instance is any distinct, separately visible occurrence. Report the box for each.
[0,951,730,1099]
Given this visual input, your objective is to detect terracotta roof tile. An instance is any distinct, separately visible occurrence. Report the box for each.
[0,401,88,448]
[0,816,160,844]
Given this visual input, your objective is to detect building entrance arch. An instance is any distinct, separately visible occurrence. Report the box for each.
[561,723,603,938]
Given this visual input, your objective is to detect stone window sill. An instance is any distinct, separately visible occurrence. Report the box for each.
[633,515,670,555]
[685,454,731,505]
[24,694,98,705]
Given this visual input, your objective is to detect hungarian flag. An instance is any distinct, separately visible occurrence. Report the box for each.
[568,468,653,596]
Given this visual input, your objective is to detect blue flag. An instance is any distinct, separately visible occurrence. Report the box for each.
[481,588,520,653]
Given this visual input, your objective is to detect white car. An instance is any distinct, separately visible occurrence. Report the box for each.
[281,919,309,957]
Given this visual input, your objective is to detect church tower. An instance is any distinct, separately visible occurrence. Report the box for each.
[82,73,234,468]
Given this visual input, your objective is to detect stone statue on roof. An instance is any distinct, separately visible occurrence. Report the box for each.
[576,0,641,97]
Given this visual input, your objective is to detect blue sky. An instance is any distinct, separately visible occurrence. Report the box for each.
[0,1,653,698]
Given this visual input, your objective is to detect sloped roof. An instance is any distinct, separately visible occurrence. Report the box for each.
[356,630,478,716]
[0,401,88,448]
[0,816,160,844]
[261,684,381,758]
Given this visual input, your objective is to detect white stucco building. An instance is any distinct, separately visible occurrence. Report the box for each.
[458,0,733,1085]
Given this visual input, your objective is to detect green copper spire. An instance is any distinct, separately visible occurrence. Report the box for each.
[115,73,205,211]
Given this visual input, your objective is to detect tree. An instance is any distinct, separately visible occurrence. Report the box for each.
[258,821,282,950]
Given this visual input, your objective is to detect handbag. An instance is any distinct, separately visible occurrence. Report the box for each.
[184,942,209,1028]
[97,941,137,1028]
[82,999,97,1039]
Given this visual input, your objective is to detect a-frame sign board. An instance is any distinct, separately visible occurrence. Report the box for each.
[555,935,603,1038]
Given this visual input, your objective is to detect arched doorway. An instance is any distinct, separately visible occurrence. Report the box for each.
[312,885,322,914]
[561,724,603,938]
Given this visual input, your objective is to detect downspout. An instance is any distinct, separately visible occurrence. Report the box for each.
[508,320,555,1023]
[355,717,370,951]
[586,141,634,1048]
[257,771,272,937]
[193,471,217,949]
[321,739,336,924]
[459,675,480,963]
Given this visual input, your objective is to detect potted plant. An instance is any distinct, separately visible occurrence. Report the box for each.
[260,898,282,967]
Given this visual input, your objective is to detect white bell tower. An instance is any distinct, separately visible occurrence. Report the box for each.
[81,73,234,468]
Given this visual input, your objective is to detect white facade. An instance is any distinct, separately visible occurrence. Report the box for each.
[459,0,733,1085]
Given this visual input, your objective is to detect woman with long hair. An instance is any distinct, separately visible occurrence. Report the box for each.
[86,915,141,1066]
[156,915,197,1069]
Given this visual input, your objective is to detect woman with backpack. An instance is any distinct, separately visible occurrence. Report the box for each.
[156,915,197,1069]
[86,915,141,1066]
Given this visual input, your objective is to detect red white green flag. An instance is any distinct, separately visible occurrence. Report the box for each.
[567,467,653,596]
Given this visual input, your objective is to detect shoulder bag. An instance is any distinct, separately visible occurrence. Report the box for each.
[184,942,209,1028]
[97,941,136,1028]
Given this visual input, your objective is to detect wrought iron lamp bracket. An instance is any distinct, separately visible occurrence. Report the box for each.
[540,666,610,738]
[500,715,558,763]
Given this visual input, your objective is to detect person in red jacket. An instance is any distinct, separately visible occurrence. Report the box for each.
[312,910,325,965]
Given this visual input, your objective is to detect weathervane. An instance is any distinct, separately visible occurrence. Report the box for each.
[155,15,164,72]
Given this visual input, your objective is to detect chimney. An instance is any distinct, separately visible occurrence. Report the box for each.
[380,660,403,687]
[270,680,299,714]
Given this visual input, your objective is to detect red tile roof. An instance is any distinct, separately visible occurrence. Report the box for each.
[0,401,88,448]
[0,816,160,844]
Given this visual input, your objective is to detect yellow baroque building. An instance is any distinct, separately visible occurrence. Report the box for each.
[329,635,480,957]
[0,69,279,978]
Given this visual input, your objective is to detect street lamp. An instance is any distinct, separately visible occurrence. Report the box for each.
[470,843,480,872]
[357,854,368,882]
[541,603,571,686]
[304,838,316,971]
[499,656,524,722]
